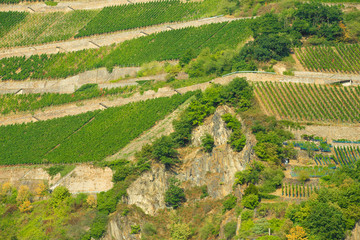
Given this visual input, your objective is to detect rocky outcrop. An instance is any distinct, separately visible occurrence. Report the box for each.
[126,106,255,215]
[178,106,254,199]
[347,222,360,240]
[102,214,141,240]
[0,164,113,194]
[126,164,170,215]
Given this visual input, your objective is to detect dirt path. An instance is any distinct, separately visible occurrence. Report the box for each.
[0,16,244,59]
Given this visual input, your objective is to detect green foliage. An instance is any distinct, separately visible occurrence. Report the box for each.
[244,184,259,197]
[302,202,346,240]
[252,218,270,234]
[45,165,75,177]
[222,194,237,212]
[234,161,264,185]
[242,194,259,210]
[172,78,253,148]
[199,220,219,239]
[224,221,237,239]
[296,44,360,74]
[222,113,246,152]
[256,82,360,123]
[241,209,254,221]
[75,1,206,37]
[170,223,192,240]
[0,20,252,80]
[50,186,70,208]
[200,185,209,199]
[0,12,27,37]
[143,222,157,236]
[130,225,141,234]
[90,213,108,239]
[165,178,186,209]
[152,136,179,168]
[201,133,215,153]
[0,85,135,115]
[0,93,192,165]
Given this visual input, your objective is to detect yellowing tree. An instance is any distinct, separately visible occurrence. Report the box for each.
[86,195,97,208]
[1,182,11,195]
[287,226,308,240]
[35,182,47,198]
[19,200,33,213]
[16,185,30,203]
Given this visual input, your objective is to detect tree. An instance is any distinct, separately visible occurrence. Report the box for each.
[50,186,70,208]
[35,182,47,198]
[242,194,259,209]
[152,136,179,168]
[19,200,32,213]
[302,202,346,240]
[223,194,237,212]
[286,226,308,240]
[86,195,97,208]
[165,178,186,209]
[170,223,192,240]
[224,221,237,239]
[16,185,30,203]
[201,133,215,153]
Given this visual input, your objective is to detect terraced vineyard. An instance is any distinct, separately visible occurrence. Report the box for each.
[282,183,318,198]
[0,92,194,165]
[0,19,252,80]
[295,44,360,73]
[313,146,360,166]
[0,0,220,47]
[75,0,206,38]
[0,11,28,37]
[255,82,360,122]
[0,84,136,115]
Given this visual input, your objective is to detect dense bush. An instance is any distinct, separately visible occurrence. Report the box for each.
[165,178,186,209]
[223,194,237,212]
[224,221,237,239]
[242,194,260,210]
[201,133,215,153]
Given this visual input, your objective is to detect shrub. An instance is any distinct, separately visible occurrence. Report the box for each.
[90,213,108,239]
[241,209,254,221]
[223,194,237,212]
[224,221,237,239]
[200,185,209,199]
[152,136,179,168]
[143,222,157,236]
[50,186,70,207]
[201,133,215,153]
[170,223,192,240]
[165,178,186,209]
[130,225,141,234]
[242,194,259,210]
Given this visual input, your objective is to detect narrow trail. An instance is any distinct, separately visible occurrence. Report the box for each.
[0,16,245,59]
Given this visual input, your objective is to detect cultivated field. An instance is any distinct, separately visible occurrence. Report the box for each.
[295,44,360,74]
[255,82,360,123]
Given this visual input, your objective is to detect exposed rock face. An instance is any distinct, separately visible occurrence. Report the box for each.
[178,106,253,199]
[126,164,170,215]
[348,222,360,240]
[126,106,254,215]
[0,165,113,194]
[191,105,233,147]
[102,214,140,240]
[49,165,114,193]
